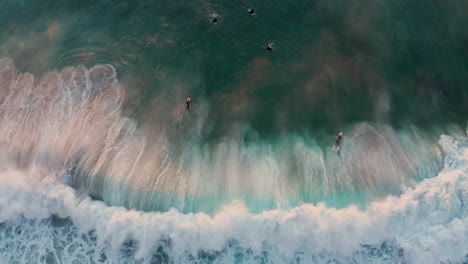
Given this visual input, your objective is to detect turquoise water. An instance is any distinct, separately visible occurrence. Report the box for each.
[0,0,467,263]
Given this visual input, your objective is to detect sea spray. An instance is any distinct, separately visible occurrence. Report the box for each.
[0,135,466,263]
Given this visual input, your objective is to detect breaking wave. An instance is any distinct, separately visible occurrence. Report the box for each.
[0,58,466,263]
[0,58,445,213]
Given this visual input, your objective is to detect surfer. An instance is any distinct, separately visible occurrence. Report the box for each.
[212,17,219,24]
[266,44,273,51]
[334,132,343,149]
[248,8,255,16]
[185,97,192,112]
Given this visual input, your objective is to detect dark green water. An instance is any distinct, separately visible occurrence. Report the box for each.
[1,0,466,136]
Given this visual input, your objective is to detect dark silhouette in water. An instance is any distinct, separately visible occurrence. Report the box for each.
[266,44,273,51]
[185,97,192,112]
[334,132,343,149]
[212,17,219,24]
[248,8,255,16]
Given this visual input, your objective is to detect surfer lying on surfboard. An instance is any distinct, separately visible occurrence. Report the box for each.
[185,97,192,112]
[334,132,343,149]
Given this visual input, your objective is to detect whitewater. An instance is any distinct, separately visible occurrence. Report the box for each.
[0,58,466,263]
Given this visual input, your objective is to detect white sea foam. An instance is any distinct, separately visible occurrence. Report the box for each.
[0,134,466,263]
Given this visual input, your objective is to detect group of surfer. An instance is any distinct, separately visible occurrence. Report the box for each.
[188,9,344,149]
[211,8,273,52]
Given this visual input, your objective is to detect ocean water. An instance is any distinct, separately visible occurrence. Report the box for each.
[0,0,467,263]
